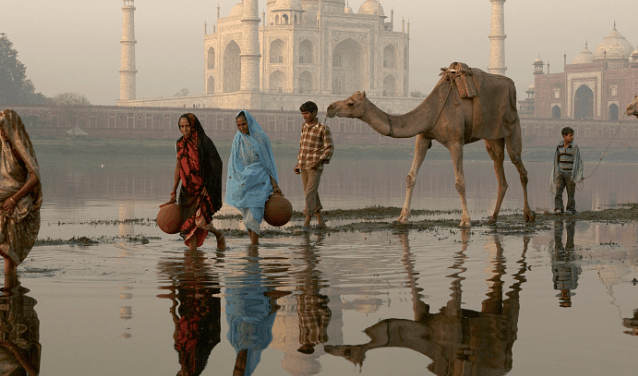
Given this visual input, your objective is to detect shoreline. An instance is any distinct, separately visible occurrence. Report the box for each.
[35,204,638,246]
[32,137,638,163]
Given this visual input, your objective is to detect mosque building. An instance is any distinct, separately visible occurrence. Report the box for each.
[521,25,638,121]
[117,0,419,113]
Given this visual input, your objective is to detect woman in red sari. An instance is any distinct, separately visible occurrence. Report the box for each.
[170,113,225,251]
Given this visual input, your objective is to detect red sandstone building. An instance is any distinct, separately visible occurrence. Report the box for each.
[520,26,638,121]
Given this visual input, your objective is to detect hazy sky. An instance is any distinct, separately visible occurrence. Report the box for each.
[3,0,637,105]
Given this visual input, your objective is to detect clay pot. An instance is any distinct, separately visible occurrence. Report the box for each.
[264,194,293,227]
[157,202,181,234]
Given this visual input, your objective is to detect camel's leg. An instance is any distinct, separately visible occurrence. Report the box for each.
[505,125,536,222]
[449,143,471,227]
[484,139,507,224]
[397,134,431,224]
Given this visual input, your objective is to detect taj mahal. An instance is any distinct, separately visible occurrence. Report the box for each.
[117,0,423,113]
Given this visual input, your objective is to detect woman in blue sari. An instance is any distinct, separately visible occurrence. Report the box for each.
[225,111,282,246]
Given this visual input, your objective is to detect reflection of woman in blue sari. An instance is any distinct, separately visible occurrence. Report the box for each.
[225,111,282,246]
[225,248,289,376]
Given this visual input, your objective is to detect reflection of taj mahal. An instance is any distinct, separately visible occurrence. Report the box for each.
[118,0,420,113]
[521,25,638,121]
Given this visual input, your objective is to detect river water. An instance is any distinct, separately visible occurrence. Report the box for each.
[3,150,638,375]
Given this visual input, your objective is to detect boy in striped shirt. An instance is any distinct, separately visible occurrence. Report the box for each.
[551,127,583,215]
[294,101,334,229]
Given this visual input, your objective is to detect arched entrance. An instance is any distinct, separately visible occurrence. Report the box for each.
[383,75,396,97]
[269,70,285,92]
[609,103,619,121]
[207,76,215,94]
[332,38,365,94]
[574,85,594,120]
[223,41,241,93]
[299,71,312,93]
[552,106,561,119]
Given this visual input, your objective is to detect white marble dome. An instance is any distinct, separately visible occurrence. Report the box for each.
[527,83,535,91]
[593,28,634,61]
[359,0,385,16]
[572,43,594,64]
[273,0,302,11]
[229,1,243,18]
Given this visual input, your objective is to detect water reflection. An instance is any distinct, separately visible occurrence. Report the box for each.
[325,232,529,376]
[0,276,41,375]
[551,220,581,308]
[225,247,290,376]
[295,233,332,356]
[623,310,638,336]
[157,250,221,376]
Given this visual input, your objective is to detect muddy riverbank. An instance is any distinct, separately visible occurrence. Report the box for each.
[35,204,638,246]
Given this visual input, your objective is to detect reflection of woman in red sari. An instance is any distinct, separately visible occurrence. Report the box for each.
[170,113,225,251]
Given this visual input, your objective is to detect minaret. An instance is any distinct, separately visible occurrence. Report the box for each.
[240,0,261,92]
[119,0,137,101]
[488,0,507,75]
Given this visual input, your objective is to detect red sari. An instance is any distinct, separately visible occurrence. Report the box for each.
[177,133,216,247]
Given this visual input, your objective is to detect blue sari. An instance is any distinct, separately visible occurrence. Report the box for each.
[225,111,279,234]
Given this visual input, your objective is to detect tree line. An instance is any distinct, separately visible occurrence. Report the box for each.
[1,33,90,107]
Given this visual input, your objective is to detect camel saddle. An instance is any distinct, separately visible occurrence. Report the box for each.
[448,62,477,99]
[443,62,519,140]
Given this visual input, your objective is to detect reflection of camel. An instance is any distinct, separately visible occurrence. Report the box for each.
[157,250,221,376]
[626,95,638,118]
[622,309,638,336]
[0,277,41,375]
[326,63,535,227]
[325,232,529,376]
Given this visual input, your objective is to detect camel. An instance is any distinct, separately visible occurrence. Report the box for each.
[626,95,638,118]
[326,62,535,227]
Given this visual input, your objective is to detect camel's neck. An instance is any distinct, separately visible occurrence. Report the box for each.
[359,88,444,138]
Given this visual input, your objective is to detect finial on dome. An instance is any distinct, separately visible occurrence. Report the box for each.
[614,20,616,30]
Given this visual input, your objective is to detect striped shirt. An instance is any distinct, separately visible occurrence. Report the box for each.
[558,143,574,172]
[296,121,334,170]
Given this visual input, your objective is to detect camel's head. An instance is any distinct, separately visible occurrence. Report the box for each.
[324,344,367,368]
[626,95,638,118]
[326,91,367,119]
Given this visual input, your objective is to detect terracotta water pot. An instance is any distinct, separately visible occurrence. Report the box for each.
[264,194,293,227]
[157,202,181,234]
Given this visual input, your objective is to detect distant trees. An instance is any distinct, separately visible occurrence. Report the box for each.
[0,33,47,104]
[49,92,91,135]
[410,90,425,98]
[50,92,91,106]
[174,88,190,97]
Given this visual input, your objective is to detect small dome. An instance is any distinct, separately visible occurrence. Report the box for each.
[344,2,353,14]
[359,0,385,16]
[229,1,243,18]
[572,43,594,64]
[527,83,535,91]
[272,0,302,11]
[534,56,543,64]
[593,28,634,61]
